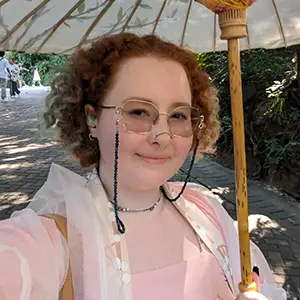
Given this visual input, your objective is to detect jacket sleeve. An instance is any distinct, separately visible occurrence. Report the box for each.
[0,209,68,300]
[213,193,286,299]
[187,183,287,300]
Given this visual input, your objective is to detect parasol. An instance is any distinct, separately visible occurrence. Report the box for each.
[0,0,299,54]
[1,0,300,293]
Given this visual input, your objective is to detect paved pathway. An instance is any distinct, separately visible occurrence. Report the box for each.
[1,88,300,299]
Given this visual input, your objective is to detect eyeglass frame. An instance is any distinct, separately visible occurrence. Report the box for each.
[99,99,205,138]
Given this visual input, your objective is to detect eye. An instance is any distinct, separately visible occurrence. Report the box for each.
[128,109,150,117]
[170,112,188,120]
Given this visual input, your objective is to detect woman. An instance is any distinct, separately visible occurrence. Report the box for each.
[19,63,30,87]
[0,33,286,300]
[8,58,21,98]
[32,67,42,86]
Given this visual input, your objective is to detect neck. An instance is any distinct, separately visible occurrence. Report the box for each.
[98,166,164,212]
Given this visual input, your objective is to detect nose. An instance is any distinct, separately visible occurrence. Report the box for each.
[148,115,172,149]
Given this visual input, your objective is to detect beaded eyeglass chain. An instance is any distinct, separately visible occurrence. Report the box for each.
[113,110,203,234]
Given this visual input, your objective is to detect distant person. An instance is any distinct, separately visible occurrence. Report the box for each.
[32,67,43,87]
[0,51,11,102]
[8,59,21,98]
[19,63,29,87]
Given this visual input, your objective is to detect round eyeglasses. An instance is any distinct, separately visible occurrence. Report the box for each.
[100,99,203,138]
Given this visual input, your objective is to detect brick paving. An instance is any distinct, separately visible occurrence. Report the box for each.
[1,88,300,299]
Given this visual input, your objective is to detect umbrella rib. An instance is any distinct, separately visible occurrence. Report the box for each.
[246,23,251,50]
[180,0,193,46]
[0,0,9,9]
[79,0,115,47]
[271,0,287,47]
[35,0,84,53]
[1,0,51,45]
[121,0,142,33]
[152,0,167,35]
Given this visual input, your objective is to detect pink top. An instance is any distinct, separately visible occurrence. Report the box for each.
[0,164,286,300]
[132,249,234,300]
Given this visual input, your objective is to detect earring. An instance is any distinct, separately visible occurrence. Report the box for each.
[197,115,205,138]
[199,115,205,129]
[86,116,96,128]
[89,133,96,141]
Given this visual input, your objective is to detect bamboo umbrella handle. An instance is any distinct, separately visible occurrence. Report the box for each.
[219,9,256,293]
[227,38,256,292]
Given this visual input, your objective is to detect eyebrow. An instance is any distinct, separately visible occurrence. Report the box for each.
[122,97,191,108]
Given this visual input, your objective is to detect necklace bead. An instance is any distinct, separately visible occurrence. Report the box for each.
[111,193,162,213]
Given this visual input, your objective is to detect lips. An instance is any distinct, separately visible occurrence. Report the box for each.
[136,154,170,165]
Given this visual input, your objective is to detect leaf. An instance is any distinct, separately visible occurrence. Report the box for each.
[117,7,123,22]
[78,3,85,14]
[139,4,152,9]
[170,8,178,18]
[134,17,142,27]
[288,218,296,224]
[77,16,97,20]
[63,22,71,28]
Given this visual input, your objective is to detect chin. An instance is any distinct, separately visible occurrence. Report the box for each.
[125,168,177,190]
[118,155,184,188]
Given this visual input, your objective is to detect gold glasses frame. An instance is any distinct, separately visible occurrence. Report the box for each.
[100,99,204,138]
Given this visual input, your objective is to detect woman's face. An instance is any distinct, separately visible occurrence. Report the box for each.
[94,56,193,191]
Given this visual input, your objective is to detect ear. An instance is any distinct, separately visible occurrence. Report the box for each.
[85,104,97,134]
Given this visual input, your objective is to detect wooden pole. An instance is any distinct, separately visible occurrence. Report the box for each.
[219,9,256,293]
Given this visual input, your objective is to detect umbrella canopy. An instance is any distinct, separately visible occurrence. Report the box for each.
[1,0,300,55]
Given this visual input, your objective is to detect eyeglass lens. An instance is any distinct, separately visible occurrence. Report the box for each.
[121,100,200,137]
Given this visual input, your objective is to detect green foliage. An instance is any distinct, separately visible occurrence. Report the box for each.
[5,52,68,86]
[265,70,297,119]
[198,47,299,182]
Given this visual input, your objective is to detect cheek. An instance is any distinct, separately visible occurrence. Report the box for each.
[118,129,145,155]
[173,137,193,157]
[97,121,144,163]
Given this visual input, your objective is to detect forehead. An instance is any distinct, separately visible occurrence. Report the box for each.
[105,56,192,107]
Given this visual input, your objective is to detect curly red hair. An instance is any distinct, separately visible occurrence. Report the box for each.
[44,32,220,168]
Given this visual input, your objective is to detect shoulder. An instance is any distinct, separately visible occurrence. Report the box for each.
[168,181,223,212]
[28,163,88,214]
[0,209,64,253]
[0,57,8,64]
[0,209,68,298]
[167,181,228,228]
[168,181,232,250]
